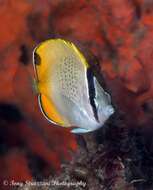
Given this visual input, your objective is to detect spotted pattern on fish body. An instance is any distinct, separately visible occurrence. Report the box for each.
[57,55,80,103]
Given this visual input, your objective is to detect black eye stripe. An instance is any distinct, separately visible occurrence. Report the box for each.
[87,68,99,121]
[34,52,41,65]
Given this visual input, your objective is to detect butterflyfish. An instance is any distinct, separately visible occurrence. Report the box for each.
[33,39,114,134]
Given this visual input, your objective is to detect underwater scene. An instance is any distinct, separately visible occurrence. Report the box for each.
[1,0,153,190]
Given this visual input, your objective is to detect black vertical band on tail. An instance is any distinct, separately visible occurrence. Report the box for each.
[86,68,99,122]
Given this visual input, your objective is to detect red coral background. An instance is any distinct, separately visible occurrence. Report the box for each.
[1,0,153,189]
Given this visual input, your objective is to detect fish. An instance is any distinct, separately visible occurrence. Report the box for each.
[33,39,114,134]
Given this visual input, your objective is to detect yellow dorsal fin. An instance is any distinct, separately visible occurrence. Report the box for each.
[62,39,89,68]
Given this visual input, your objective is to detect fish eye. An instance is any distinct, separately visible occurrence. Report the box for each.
[34,52,41,65]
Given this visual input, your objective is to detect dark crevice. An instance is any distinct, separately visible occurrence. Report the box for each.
[27,153,52,180]
[19,44,29,65]
[0,103,23,123]
[132,0,142,20]
[101,29,118,60]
